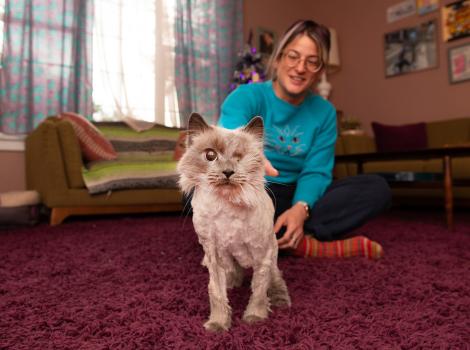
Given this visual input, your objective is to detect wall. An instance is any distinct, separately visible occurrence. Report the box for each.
[2,0,470,192]
[0,150,25,192]
[244,0,470,134]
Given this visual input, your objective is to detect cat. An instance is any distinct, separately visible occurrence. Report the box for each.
[177,113,291,332]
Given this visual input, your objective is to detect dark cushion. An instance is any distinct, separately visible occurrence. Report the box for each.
[371,121,428,152]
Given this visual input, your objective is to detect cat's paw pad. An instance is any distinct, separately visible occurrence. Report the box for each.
[203,319,230,332]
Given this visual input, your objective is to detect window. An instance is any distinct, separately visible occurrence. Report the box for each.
[92,0,180,127]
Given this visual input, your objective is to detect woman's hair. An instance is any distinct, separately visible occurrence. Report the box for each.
[266,20,331,80]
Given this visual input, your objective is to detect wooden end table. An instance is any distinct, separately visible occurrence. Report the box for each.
[335,146,470,230]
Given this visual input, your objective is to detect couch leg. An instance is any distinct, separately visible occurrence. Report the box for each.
[50,208,69,226]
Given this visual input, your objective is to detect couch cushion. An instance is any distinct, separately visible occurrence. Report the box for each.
[371,122,428,152]
[426,117,470,148]
[59,112,118,162]
[82,159,179,195]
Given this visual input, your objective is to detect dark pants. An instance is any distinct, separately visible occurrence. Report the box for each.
[268,174,392,241]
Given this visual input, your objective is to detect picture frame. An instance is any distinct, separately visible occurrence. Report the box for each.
[441,0,470,42]
[417,0,439,15]
[386,0,416,23]
[448,43,470,83]
[384,20,438,78]
[256,27,276,56]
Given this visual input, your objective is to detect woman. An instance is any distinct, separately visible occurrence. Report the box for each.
[219,20,391,259]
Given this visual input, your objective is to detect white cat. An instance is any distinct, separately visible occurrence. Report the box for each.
[177,113,291,332]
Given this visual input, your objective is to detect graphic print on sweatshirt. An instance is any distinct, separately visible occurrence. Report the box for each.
[266,125,306,157]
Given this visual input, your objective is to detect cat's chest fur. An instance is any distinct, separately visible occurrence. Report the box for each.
[191,189,275,269]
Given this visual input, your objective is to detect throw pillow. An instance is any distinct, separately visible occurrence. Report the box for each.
[59,112,117,162]
[371,121,428,152]
[97,123,181,161]
[173,131,187,161]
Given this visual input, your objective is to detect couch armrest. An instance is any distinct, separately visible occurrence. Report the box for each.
[25,119,70,206]
[338,133,376,154]
[56,120,86,188]
[334,134,376,178]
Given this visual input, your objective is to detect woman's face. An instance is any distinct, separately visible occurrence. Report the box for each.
[273,33,322,105]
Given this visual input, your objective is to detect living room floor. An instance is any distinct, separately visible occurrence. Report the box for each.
[0,207,468,348]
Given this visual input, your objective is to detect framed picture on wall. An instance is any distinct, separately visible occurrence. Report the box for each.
[386,0,416,23]
[441,0,470,42]
[448,43,470,83]
[384,20,438,78]
[417,0,439,15]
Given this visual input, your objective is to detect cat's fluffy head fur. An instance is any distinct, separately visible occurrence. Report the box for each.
[177,113,265,206]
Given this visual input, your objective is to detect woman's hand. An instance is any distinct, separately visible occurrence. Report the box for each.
[264,157,279,177]
[274,203,308,249]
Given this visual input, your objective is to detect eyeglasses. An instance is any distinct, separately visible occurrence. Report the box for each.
[283,50,323,73]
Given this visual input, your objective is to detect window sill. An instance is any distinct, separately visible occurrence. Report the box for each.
[0,133,26,151]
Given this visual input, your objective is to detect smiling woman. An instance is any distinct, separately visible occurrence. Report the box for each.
[219,20,391,259]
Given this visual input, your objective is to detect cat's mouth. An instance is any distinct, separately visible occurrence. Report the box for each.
[217,179,238,187]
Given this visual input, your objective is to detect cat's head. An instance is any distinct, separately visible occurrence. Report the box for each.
[177,113,265,206]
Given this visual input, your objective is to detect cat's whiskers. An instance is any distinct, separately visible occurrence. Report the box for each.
[180,190,194,228]
[264,184,277,209]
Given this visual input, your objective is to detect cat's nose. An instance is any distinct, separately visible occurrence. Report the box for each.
[222,170,234,178]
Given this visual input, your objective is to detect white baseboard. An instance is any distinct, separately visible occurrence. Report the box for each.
[0,133,26,151]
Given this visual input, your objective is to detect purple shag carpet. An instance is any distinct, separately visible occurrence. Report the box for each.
[0,210,469,349]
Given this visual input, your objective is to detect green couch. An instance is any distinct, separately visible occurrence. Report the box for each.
[25,117,183,225]
[334,117,470,204]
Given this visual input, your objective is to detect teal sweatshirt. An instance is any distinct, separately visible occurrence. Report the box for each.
[219,81,337,208]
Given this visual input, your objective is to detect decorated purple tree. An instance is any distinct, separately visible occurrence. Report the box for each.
[229,31,266,91]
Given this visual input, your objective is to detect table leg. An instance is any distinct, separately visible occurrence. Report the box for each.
[357,161,364,174]
[443,155,454,231]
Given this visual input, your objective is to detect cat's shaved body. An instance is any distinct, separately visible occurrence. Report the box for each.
[177,113,290,332]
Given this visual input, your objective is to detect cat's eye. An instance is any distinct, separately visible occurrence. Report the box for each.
[205,149,217,161]
[293,137,299,143]
[279,136,285,142]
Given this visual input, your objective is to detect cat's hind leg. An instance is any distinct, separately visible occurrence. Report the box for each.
[226,258,244,289]
[268,264,291,307]
[243,258,271,323]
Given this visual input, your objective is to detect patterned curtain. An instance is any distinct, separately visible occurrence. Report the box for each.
[174,0,243,126]
[0,0,93,134]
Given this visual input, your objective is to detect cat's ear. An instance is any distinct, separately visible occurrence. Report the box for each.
[243,116,264,141]
[187,113,210,144]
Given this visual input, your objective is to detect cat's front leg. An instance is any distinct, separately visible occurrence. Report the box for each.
[204,253,232,332]
[243,260,271,323]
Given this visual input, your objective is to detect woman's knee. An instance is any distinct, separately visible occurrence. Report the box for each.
[362,174,392,210]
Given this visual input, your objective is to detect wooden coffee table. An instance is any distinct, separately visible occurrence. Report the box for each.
[335,146,470,230]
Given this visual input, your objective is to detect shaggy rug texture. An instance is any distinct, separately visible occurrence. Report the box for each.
[0,210,469,349]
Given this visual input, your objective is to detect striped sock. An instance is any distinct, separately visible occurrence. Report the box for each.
[293,235,384,260]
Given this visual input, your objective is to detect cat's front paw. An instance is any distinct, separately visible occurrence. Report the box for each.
[242,303,269,324]
[203,318,231,332]
[242,311,268,324]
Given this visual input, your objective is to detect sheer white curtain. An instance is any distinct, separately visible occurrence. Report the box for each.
[92,0,180,127]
